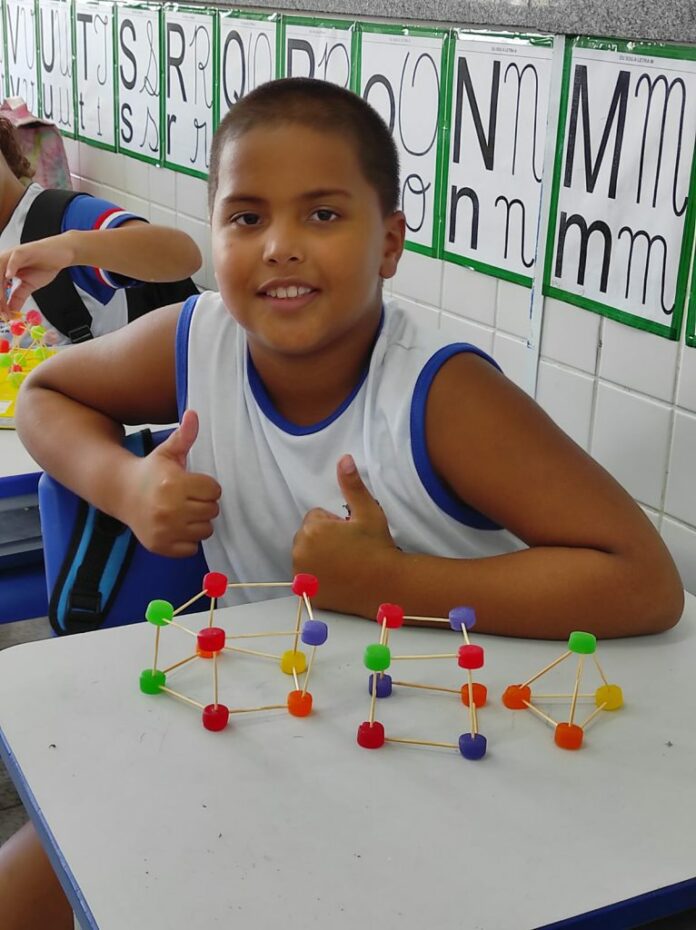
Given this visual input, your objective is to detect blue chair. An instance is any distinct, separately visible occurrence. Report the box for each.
[0,471,48,623]
[39,429,208,635]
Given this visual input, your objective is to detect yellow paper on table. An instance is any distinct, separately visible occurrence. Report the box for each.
[0,347,57,428]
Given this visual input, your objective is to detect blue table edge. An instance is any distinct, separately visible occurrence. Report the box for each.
[2,721,695,930]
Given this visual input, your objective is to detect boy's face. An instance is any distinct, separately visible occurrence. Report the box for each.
[211,123,405,360]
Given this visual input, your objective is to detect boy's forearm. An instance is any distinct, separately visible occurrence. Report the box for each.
[355,546,683,640]
[63,225,201,283]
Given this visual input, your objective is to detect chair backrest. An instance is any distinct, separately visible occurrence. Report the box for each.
[39,428,208,635]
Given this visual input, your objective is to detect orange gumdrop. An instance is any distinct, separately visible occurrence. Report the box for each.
[554,722,584,750]
[196,644,214,659]
[502,684,531,709]
[287,690,313,717]
[460,682,488,708]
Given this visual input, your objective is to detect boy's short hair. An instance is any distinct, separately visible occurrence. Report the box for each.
[0,117,34,181]
[208,78,400,217]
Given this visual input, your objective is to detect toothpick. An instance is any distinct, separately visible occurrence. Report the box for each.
[213,653,219,707]
[402,615,447,623]
[208,597,216,628]
[226,581,293,588]
[169,620,197,637]
[368,671,378,724]
[292,667,299,691]
[467,670,476,734]
[292,597,303,655]
[172,589,207,616]
[160,686,204,710]
[592,655,610,687]
[523,700,558,728]
[533,693,594,700]
[391,653,458,660]
[522,650,572,687]
[580,702,608,730]
[302,646,318,696]
[303,592,314,621]
[391,681,461,694]
[162,654,199,674]
[227,631,297,639]
[385,737,458,750]
[152,626,161,672]
[568,656,585,725]
[225,646,280,660]
[228,704,287,714]
[461,626,471,646]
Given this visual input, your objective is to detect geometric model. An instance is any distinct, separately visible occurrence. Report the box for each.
[502,631,623,750]
[356,604,488,759]
[139,572,326,732]
[0,310,54,388]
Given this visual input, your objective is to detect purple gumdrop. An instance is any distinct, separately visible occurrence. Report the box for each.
[449,606,477,631]
[459,733,487,760]
[368,673,392,698]
[301,620,328,646]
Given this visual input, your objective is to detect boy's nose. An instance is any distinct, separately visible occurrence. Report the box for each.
[262,224,304,265]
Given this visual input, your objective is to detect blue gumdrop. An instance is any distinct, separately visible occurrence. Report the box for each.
[300,619,328,646]
[449,606,477,631]
[459,732,487,760]
[368,673,392,698]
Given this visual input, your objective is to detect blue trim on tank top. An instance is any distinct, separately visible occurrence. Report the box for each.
[410,344,504,531]
[175,294,200,418]
[247,309,385,436]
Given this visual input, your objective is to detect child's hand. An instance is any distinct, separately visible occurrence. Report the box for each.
[292,454,400,616]
[125,410,222,557]
[0,235,78,320]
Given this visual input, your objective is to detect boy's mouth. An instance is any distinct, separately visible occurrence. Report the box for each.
[257,280,319,309]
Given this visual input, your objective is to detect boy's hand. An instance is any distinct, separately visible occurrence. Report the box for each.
[292,454,400,616]
[125,410,222,558]
[0,236,78,320]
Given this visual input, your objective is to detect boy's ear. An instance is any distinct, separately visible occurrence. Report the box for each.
[379,211,406,280]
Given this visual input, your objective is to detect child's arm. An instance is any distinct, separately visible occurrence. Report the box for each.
[0,221,201,319]
[293,354,684,638]
[15,305,221,556]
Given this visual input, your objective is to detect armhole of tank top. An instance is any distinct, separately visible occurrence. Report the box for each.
[410,344,504,531]
[175,294,200,419]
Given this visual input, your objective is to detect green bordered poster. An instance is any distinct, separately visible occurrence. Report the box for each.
[686,248,696,347]
[162,4,216,179]
[543,37,696,339]
[115,3,162,165]
[38,0,75,137]
[216,10,277,124]
[74,0,117,150]
[278,15,357,90]
[356,22,450,258]
[442,31,554,285]
[4,0,41,117]
[0,0,8,99]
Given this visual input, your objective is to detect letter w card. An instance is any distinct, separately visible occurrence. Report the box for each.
[544,38,696,339]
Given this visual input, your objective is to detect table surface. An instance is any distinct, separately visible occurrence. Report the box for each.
[0,428,38,478]
[1,594,695,930]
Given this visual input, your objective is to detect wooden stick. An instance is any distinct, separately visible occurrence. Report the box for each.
[208,597,216,629]
[292,597,303,655]
[169,620,197,637]
[213,653,219,707]
[391,681,461,694]
[152,626,161,672]
[303,592,314,621]
[292,667,300,691]
[227,631,296,639]
[368,671,378,724]
[402,615,447,623]
[225,646,279,660]
[160,686,204,710]
[467,670,476,735]
[391,653,458,661]
[580,702,607,730]
[592,655,610,687]
[162,654,198,674]
[379,617,388,646]
[533,693,594,700]
[568,656,585,725]
[522,650,572,687]
[302,646,317,697]
[461,626,471,646]
[226,581,293,588]
[523,700,558,727]
[385,737,458,749]
[228,704,287,714]
[172,590,207,616]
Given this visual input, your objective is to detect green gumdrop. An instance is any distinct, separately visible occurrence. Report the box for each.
[140,668,166,694]
[145,599,174,625]
[30,325,46,340]
[8,372,24,388]
[568,631,597,655]
[34,347,50,360]
[364,643,391,672]
[0,354,11,368]
[11,352,24,365]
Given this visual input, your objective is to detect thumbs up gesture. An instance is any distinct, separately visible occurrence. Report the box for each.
[292,454,400,616]
[126,409,222,557]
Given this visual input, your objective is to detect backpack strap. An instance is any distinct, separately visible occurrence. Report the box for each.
[20,189,95,344]
[126,278,199,323]
[48,429,154,635]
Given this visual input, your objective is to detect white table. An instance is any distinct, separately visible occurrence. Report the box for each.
[1,595,695,930]
[0,428,38,478]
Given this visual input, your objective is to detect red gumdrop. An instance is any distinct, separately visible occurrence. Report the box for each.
[554,723,584,750]
[287,690,313,717]
[10,364,23,372]
[376,603,404,628]
[502,684,532,709]
[356,720,385,749]
[0,339,9,353]
[203,571,228,598]
[9,321,25,336]
[197,627,226,653]
[458,644,484,669]
[292,573,319,597]
[202,704,230,732]
[25,310,42,326]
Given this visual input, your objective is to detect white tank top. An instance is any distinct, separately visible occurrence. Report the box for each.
[178,291,523,604]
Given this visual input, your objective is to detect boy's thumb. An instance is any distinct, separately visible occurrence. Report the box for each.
[337,454,382,522]
[159,409,199,467]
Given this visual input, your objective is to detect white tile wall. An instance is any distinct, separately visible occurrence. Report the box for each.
[66,139,696,593]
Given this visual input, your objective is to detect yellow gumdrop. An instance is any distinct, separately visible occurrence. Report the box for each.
[280,649,307,675]
[596,684,623,711]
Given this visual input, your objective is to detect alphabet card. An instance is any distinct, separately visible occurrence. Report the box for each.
[0,4,5,98]
[5,0,40,116]
[38,0,75,135]
[75,0,117,150]
[544,38,696,339]
[116,3,162,163]
[163,5,215,178]
[444,32,554,285]
[280,16,355,89]
[358,24,449,256]
[217,11,277,121]
[687,253,696,348]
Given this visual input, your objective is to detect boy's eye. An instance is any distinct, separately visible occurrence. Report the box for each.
[231,212,261,227]
[310,208,339,222]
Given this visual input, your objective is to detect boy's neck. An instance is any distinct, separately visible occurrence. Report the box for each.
[0,167,28,233]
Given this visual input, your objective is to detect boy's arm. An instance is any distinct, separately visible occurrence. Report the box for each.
[293,355,684,638]
[15,304,221,556]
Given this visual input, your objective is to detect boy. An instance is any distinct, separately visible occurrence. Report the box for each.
[4,75,685,930]
[0,115,201,340]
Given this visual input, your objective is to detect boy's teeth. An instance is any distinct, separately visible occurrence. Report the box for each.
[267,285,312,299]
